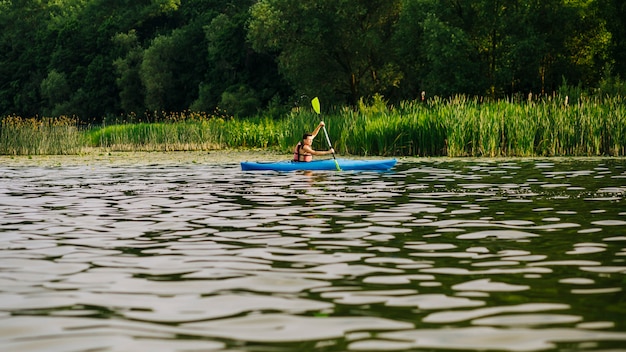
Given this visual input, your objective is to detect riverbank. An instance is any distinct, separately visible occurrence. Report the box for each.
[2,148,623,168]
[0,149,293,167]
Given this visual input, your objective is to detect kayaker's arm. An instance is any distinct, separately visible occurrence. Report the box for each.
[315,148,335,156]
[311,122,325,138]
[302,145,334,156]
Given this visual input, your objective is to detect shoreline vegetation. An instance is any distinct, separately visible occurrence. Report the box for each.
[0,149,291,167]
[1,95,625,158]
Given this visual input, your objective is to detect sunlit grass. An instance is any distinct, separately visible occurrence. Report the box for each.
[2,95,625,157]
[85,111,289,152]
[0,115,84,155]
[327,94,625,157]
[87,121,220,151]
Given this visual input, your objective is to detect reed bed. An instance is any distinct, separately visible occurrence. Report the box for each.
[0,115,84,155]
[331,95,626,157]
[335,97,446,156]
[87,112,288,152]
[88,121,220,151]
[87,111,220,151]
[2,95,625,157]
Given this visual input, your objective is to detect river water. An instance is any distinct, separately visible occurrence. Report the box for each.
[1,158,625,351]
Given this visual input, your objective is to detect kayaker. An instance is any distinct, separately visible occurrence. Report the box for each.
[293,122,335,162]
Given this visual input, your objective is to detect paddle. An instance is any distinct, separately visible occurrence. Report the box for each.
[311,97,341,171]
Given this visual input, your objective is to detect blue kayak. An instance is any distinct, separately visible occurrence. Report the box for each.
[241,158,396,171]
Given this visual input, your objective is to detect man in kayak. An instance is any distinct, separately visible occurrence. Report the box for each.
[293,121,335,162]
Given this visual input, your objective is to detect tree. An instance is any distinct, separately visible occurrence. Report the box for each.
[394,0,613,98]
[113,30,145,114]
[140,31,181,112]
[40,70,70,115]
[192,4,288,116]
[110,0,215,116]
[594,0,625,82]
[248,0,403,106]
[0,0,622,120]
[0,0,54,116]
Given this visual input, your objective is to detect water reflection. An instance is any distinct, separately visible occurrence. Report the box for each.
[1,158,625,351]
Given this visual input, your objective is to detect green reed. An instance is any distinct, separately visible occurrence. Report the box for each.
[221,116,286,149]
[86,111,221,151]
[333,97,446,156]
[324,94,625,157]
[528,95,626,156]
[88,121,219,151]
[2,95,625,157]
[0,115,84,155]
[86,112,287,151]
[424,95,625,157]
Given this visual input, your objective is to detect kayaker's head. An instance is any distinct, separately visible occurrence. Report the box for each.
[302,133,313,145]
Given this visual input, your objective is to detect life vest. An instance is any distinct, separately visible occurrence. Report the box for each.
[293,142,312,162]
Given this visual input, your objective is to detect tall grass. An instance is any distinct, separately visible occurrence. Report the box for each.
[328,94,625,157]
[0,115,84,155]
[87,111,220,151]
[86,112,287,151]
[2,95,625,157]
[88,120,221,151]
[335,95,446,156]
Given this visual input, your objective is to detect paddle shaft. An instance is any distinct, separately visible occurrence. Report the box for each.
[311,96,340,171]
[321,125,336,159]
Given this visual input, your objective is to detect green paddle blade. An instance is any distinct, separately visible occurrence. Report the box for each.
[311,97,321,114]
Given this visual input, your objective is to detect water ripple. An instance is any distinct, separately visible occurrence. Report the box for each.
[1,159,625,351]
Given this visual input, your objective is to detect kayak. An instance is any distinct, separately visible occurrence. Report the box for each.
[241,158,397,171]
[241,158,396,171]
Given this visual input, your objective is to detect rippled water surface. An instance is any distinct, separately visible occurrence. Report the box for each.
[1,158,626,351]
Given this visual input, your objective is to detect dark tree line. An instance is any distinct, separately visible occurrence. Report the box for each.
[1,0,624,122]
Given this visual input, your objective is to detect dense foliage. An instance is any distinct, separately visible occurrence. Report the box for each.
[1,0,625,121]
